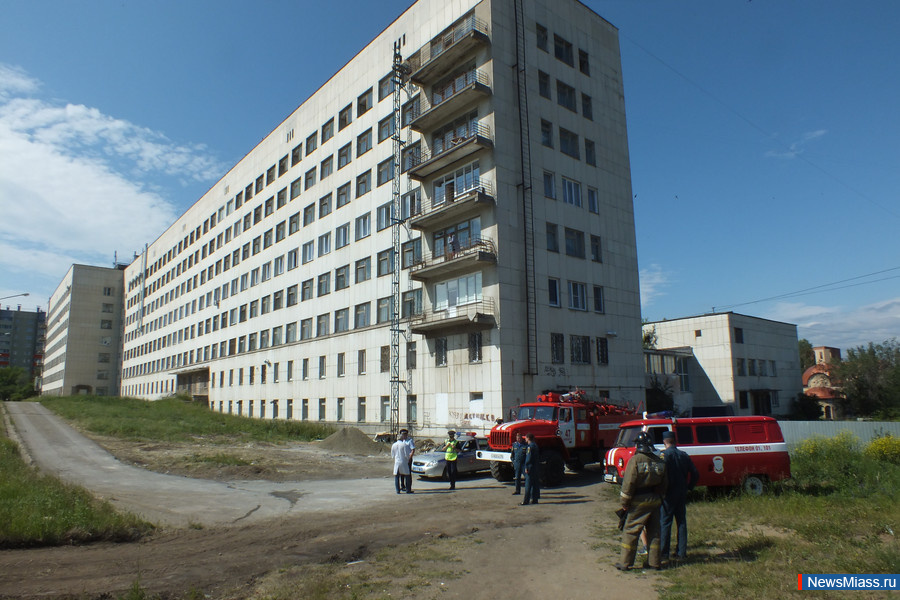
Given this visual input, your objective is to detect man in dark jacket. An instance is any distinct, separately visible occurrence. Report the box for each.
[521,433,540,505]
[510,432,527,495]
[616,432,667,570]
[660,430,699,562]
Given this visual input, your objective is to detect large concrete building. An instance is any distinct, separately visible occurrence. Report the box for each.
[643,312,802,417]
[0,304,45,385]
[120,0,645,436]
[42,264,126,397]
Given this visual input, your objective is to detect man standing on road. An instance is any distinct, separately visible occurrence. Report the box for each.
[521,432,540,505]
[391,430,413,494]
[444,430,461,490]
[399,428,415,492]
[660,430,698,563]
[616,432,667,570]
[510,432,527,495]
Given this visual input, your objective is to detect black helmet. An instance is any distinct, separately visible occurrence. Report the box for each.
[635,432,656,455]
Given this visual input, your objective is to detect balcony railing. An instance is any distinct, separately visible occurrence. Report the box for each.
[408,70,491,132]
[407,123,493,180]
[406,16,490,84]
[409,297,497,336]
[410,237,496,281]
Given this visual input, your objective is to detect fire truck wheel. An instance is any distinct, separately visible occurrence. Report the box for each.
[490,461,514,482]
[540,450,565,487]
[742,475,767,496]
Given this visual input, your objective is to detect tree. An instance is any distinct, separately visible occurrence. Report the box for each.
[835,339,900,419]
[798,338,816,371]
[790,393,824,420]
[0,367,36,401]
[642,324,658,350]
[645,376,674,414]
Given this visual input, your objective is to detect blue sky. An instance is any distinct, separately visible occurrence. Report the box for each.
[0,0,897,352]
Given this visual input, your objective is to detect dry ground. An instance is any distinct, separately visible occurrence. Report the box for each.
[0,434,663,600]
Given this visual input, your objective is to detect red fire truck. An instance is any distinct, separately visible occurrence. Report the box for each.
[476,390,640,486]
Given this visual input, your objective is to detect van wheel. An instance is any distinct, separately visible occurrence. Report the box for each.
[742,475,767,496]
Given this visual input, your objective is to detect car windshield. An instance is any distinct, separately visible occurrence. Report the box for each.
[517,405,557,421]
[615,427,642,448]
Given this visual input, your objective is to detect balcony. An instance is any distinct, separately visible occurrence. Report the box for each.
[409,70,492,133]
[410,180,494,230]
[410,237,497,281]
[406,16,490,86]
[407,123,493,180]
[409,297,496,337]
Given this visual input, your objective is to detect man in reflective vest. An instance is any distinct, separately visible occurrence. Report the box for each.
[444,430,461,490]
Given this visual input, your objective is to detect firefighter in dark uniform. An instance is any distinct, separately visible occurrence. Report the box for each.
[510,432,528,495]
[616,431,667,570]
[521,432,540,505]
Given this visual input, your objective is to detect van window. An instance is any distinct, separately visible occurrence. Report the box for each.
[648,426,668,445]
[559,408,572,423]
[675,425,694,445]
[696,425,731,444]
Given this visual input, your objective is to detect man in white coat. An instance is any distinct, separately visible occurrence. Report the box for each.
[391,430,413,494]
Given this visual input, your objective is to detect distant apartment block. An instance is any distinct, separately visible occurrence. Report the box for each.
[120,0,645,436]
[0,305,45,385]
[41,264,125,396]
[643,312,802,416]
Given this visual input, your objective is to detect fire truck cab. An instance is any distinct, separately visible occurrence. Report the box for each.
[604,416,791,495]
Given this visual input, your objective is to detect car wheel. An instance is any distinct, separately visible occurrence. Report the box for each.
[742,475,767,496]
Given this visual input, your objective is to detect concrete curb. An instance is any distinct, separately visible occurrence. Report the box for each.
[1,401,34,466]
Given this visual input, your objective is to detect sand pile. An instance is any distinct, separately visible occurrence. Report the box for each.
[318,427,389,455]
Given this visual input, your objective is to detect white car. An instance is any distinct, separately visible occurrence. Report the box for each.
[411,435,491,479]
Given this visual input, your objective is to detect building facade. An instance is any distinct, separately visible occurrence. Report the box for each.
[120,0,645,437]
[42,264,126,397]
[801,345,842,420]
[643,312,802,417]
[0,305,45,385]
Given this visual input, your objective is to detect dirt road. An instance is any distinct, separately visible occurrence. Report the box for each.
[1,402,662,599]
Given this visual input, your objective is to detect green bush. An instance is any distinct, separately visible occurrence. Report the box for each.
[864,433,900,464]
[789,431,900,497]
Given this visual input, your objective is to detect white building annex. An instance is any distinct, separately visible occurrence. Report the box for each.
[121,0,646,437]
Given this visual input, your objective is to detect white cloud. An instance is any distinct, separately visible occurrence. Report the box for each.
[763,297,900,351]
[765,129,827,159]
[0,63,225,304]
[640,263,670,308]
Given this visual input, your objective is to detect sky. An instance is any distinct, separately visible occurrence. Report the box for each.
[0,0,897,353]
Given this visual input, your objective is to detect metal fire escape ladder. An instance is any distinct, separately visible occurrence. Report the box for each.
[514,0,538,375]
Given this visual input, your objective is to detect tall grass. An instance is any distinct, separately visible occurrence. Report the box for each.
[656,433,900,600]
[0,437,154,548]
[40,395,335,443]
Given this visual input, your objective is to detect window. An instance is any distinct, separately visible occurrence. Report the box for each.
[321,118,334,143]
[402,95,420,128]
[291,144,302,166]
[380,396,390,423]
[597,337,609,365]
[317,232,331,256]
[335,264,349,290]
[356,170,371,197]
[401,142,420,172]
[377,157,394,186]
[357,129,372,156]
[588,187,599,214]
[548,278,560,306]
[593,285,605,313]
[376,202,394,230]
[320,155,333,180]
[736,358,746,376]
[337,143,352,169]
[355,213,371,240]
[536,23,548,51]
[579,49,590,75]
[581,93,593,120]
[590,235,602,262]
[407,395,418,423]
[468,332,482,363]
[317,313,329,337]
[377,296,393,323]
[358,350,367,375]
[318,397,326,419]
[543,171,556,198]
[433,272,482,310]
[291,177,302,199]
[540,120,553,147]
[401,188,421,220]
[306,131,317,155]
[317,272,331,296]
[554,34,574,66]
[336,182,351,208]
[378,115,394,142]
[546,223,559,252]
[571,335,591,365]
[357,88,373,115]
[302,241,315,263]
[287,284,298,306]
[560,128,580,159]
[556,80,576,111]
[378,73,394,101]
[401,238,422,269]
[401,289,422,317]
[538,70,551,98]
[734,327,744,344]
[565,227,585,258]
[338,104,352,130]
[380,345,390,372]
[301,279,313,301]
[406,342,417,370]
[377,248,394,276]
[562,178,582,207]
[304,168,316,190]
[568,281,587,310]
[585,139,596,166]
[551,333,565,364]
[335,308,349,333]
[355,257,371,282]
[302,357,309,379]
[335,223,350,249]
[355,302,370,328]
[357,396,366,421]
[435,337,448,367]
[287,248,298,270]
[336,396,345,419]
[303,203,315,226]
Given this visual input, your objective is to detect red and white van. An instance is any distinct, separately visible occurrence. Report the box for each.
[604,416,791,494]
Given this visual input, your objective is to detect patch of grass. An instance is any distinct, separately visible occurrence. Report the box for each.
[40,395,336,443]
[650,435,900,600]
[0,436,154,548]
[191,452,252,466]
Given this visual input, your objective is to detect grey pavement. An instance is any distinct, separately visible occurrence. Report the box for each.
[3,401,449,528]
